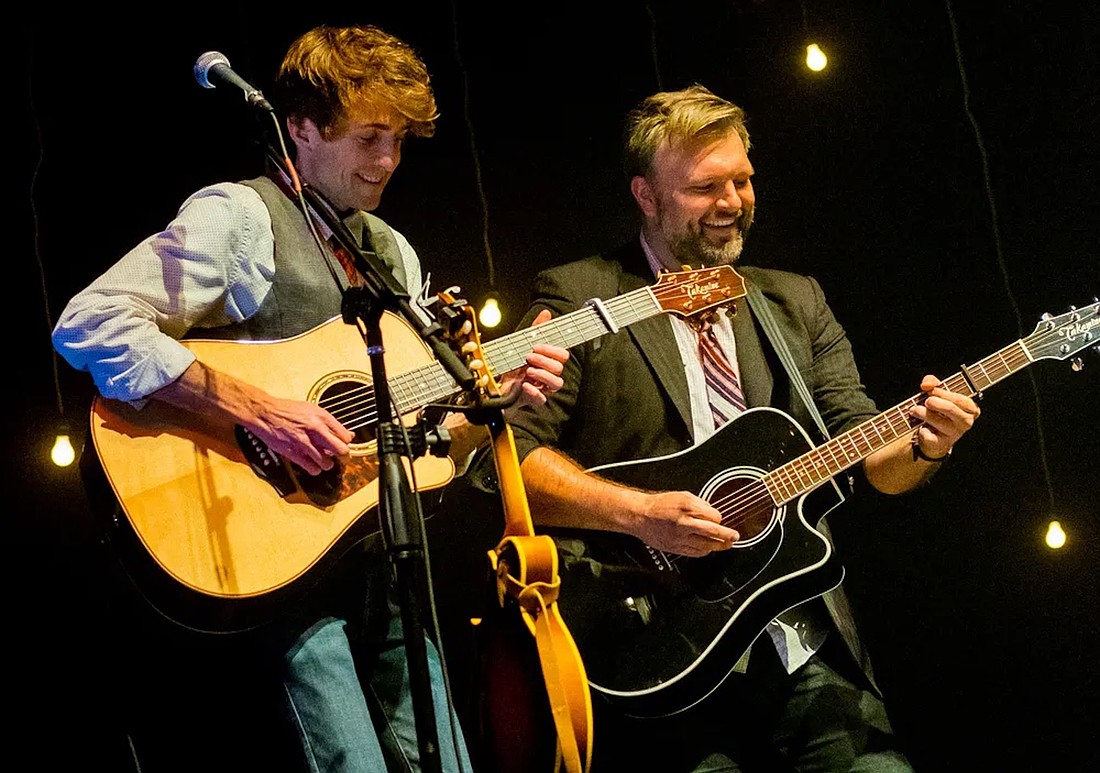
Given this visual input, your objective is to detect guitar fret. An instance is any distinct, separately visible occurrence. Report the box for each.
[392,364,459,414]
[868,419,887,446]
[972,358,994,390]
[822,440,844,471]
[798,456,816,486]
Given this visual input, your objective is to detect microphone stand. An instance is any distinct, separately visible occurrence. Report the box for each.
[264,143,475,773]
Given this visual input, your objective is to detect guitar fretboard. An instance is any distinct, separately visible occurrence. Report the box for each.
[387,286,664,414]
[763,339,1035,505]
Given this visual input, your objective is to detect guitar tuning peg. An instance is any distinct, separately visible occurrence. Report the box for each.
[1040,312,1053,321]
[1071,357,1085,372]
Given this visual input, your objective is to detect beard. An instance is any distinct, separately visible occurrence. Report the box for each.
[665,205,755,268]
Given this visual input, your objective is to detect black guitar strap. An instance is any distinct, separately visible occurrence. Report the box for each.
[745,282,833,444]
[745,282,859,495]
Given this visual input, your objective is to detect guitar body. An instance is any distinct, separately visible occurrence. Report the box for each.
[548,296,1100,718]
[88,314,454,632]
[554,407,847,718]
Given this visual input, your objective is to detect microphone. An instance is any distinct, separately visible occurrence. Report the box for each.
[193,51,274,113]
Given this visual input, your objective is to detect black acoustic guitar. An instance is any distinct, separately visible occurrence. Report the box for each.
[553,300,1098,718]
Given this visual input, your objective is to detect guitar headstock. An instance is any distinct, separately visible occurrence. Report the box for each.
[1023,299,1100,365]
[652,264,748,320]
[436,290,503,399]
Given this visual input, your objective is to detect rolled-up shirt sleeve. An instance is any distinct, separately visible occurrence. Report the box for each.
[51,182,275,402]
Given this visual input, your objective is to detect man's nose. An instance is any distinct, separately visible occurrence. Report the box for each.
[376,138,401,172]
[716,181,742,210]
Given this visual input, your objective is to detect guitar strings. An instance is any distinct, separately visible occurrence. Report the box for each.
[656,326,1058,566]
[319,289,1078,434]
[315,282,708,432]
[319,283,1073,567]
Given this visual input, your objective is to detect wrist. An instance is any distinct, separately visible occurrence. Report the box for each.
[912,437,951,463]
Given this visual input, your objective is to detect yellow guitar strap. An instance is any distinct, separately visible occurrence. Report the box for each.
[435,293,593,772]
[490,535,591,773]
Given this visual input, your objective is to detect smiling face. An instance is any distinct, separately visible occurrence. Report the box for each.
[288,101,408,213]
[631,131,756,271]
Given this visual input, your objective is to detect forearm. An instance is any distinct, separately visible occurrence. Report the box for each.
[152,359,352,476]
[150,360,272,427]
[862,375,980,495]
[519,447,648,533]
[440,412,490,471]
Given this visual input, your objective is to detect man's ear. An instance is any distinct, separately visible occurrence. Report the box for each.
[630,175,657,218]
[286,115,315,147]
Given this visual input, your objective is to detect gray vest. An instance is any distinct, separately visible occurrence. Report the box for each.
[189,175,408,341]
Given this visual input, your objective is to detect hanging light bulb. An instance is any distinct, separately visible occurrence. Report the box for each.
[806,42,828,72]
[51,432,75,467]
[479,294,502,328]
[1044,520,1067,549]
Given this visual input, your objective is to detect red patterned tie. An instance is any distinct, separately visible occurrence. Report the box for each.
[695,317,748,428]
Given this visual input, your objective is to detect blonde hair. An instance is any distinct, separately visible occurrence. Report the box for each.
[275,25,438,138]
[623,84,750,178]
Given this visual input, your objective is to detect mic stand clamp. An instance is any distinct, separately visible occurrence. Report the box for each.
[375,421,452,461]
[442,390,522,429]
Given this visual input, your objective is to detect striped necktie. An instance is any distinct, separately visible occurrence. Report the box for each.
[695,316,748,428]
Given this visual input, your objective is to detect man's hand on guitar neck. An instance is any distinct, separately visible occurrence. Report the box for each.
[498,309,569,409]
[864,373,981,495]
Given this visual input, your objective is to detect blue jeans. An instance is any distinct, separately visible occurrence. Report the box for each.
[276,555,472,772]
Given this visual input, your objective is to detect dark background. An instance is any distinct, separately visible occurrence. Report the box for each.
[17,2,1099,770]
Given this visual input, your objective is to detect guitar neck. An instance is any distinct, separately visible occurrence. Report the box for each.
[388,286,663,413]
[763,338,1035,505]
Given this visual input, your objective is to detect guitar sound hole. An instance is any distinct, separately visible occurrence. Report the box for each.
[708,476,775,542]
[317,380,377,445]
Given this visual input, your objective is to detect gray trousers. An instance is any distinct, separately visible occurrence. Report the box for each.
[590,635,914,773]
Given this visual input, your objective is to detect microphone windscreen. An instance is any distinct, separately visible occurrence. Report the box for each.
[194,51,230,89]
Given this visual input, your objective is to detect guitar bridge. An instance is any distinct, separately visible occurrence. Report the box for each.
[234,425,346,506]
[234,425,298,497]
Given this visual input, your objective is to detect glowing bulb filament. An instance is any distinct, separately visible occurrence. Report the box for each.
[1045,520,1067,549]
[51,434,75,467]
[479,297,502,328]
[806,43,828,72]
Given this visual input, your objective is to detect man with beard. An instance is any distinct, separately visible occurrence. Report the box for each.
[495,85,980,770]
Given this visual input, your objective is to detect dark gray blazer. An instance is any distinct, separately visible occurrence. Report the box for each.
[508,240,885,692]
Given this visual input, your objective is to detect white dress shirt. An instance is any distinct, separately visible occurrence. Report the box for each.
[52,181,427,404]
[640,234,827,674]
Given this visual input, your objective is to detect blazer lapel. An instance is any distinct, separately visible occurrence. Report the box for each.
[615,246,694,436]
